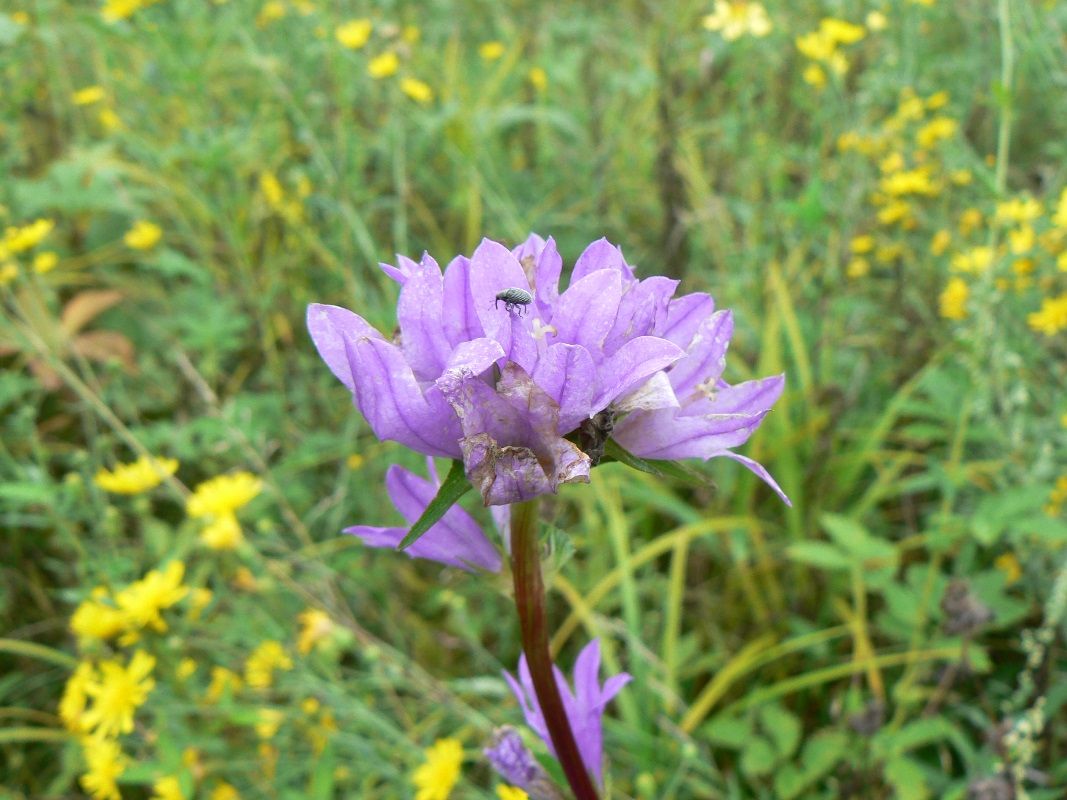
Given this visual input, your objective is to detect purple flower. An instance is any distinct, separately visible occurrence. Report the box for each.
[503,638,631,787]
[308,235,788,506]
[343,459,501,572]
[484,727,562,798]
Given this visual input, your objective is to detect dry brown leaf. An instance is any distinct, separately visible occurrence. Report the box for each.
[71,330,137,372]
[61,289,125,336]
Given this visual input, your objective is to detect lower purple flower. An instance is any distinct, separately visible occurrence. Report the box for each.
[344,460,502,572]
[503,639,631,788]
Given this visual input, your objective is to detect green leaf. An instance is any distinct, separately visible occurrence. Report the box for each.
[739,736,778,777]
[786,541,851,571]
[760,703,801,759]
[396,460,472,552]
[971,486,1051,546]
[703,714,752,749]
[884,755,930,800]
[821,513,897,565]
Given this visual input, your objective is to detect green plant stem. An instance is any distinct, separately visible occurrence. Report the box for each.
[511,499,599,800]
[995,0,1013,192]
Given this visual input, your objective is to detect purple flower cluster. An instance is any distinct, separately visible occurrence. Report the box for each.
[502,639,630,788]
[309,234,788,517]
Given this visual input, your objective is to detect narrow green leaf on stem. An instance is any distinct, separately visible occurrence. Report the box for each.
[396,460,471,552]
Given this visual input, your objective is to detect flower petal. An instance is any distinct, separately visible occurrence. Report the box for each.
[442,255,485,348]
[469,239,534,354]
[614,371,679,414]
[570,238,635,285]
[719,451,792,506]
[667,309,733,400]
[531,343,598,433]
[347,336,462,458]
[604,276,678,355]
[613,405,773,458]
[593,336,686,412]
[398,257,451,381]
[660,291,715,345]
[552,270,623,354]
[306,303,383,392]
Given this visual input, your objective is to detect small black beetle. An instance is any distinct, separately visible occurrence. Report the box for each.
[494,287,533,315]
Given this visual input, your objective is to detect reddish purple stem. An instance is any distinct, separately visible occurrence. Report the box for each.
[510,500,600,800]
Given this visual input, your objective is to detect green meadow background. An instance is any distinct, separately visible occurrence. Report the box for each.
[2,0,1067,798]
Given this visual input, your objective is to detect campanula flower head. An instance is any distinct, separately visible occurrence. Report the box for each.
[503,638,630,788]
[308,235,788,507]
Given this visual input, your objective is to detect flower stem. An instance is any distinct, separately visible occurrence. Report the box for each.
[510,500,600,800]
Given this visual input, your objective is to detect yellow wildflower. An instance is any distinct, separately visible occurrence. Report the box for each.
[211,783,241,800]
[60,662,97,733]
[151,775,186,800]
[33,251,59,273]
[74,86,106,105]
[82,650,156,737]
[497,787,528,800]
[879,152,905,174]
[95,455,178,494]
[255,708,284,739]
[301,697,321,715]
[102,0,142,22]
[865,11,888,31]
[802,63,827,90]
[177,658,198,680]
[115,561,188,633]
[80,736,128,800]
[5,218,54,252]
[297,608,338,654]
[1052,187,1067,229]
[99,108,123,131]
[245,640,294,688]
[71,589,126,642]
[895,92,925,123]
[527,67,547,91]
[876,200,911,226]
[1009,225,1035,255]
[12,11,30,24]
[260,741,279,779]
[950,169,972,186]
[958,207,983,236]
[335,19,372,49]
[795,31,834,61]
[995,197,1043,224]
[845,258,870,279]
[413,738,464,800]
[939,277,968,321]
[256,0,285,26]
[916,116,957,148]
[201,513,244,550]
[850,235,875,254]
[910,0,935,6]
[400,77,433,104]
[819,18,865,45]
[875,243,904,264]
[925,90,950,109]
[702,2,772,41]
[0,263,18,286]
[879,167,937,196]
[1027,293,1067,335]
[346,453,364,470]
[205,666,243,703]
[368,51,400,78]
[402,25,420,43]
[479,41,506,60]
[994,553,1022,585]
[259,172,285,208]
[124,220,163,250]
[950,247,994,273]
[188,472,262,517]
[930,230,951,256]
[188,587,213,619]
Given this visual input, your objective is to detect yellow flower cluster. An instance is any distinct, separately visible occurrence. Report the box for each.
[0,218,56,285]
[333,17,436,102]
[1046,475,1067,516]
[837,89,980,311]
[259,171,309,222]
[187,472,263,550]
[124,220,163,250]
[71,562,189,645]
[244,640,294,688]
[412,738,464,800]
[297,608,339,654]
[95,455,178,494]
[101,0,163,23]
[59,651,156,799]
[702,1,772,41]
[795,17,867,90]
